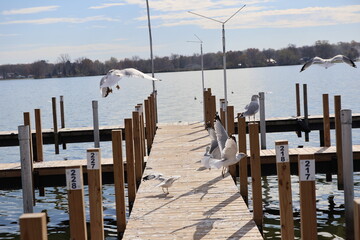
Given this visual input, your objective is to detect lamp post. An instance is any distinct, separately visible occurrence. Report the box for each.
[188,5,245,131]
[187,34,205,122]
[146,0,155,92]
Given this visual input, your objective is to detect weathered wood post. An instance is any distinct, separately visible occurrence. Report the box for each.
[34,109,43,162]
[237,115,248,204]
[259,92,266,149]
[92,100,100,148]
[18,125,34,213]
[51,97,59,154]
[149,95,155,139]
[295,83,302,137]
[145,98,152,154]
[303,84,309,142]
[226,105,236,182]
[125,118,137,211]
[60,95,66,149]
[203,89,210,126]
[275,140,294,240]
[334,95,344,190]
[87,148,104,240]
[209,95,216,125]
[249,123,263,231]
[137,104,146,158]
[354,198,360,240]
[20,213,48,240]
[322,93,332,181]
[341,109,355,240]
[66,166,87,240]
[298,153,317,240]
[112,130,127,237]
[23,112,34,162]
[133,110,143,187]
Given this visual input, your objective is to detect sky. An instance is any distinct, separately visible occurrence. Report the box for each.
[0,0,359,65]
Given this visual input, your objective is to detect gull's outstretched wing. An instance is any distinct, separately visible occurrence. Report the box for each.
[340,55,357,68]
[214,115,228,154]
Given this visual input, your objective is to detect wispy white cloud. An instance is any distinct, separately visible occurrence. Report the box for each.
[2,6,59,15]
[0,16,120,25]
[89,3,125,9]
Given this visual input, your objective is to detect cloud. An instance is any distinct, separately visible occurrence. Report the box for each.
[0,16,120,25]
[0,33,21,37]
[2,6,59,15]
[89,3,126,9]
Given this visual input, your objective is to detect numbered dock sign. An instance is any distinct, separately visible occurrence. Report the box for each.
[299,159,315,181]
[275,144,289,163]
[87,151,100,170]
[66,168,82,190]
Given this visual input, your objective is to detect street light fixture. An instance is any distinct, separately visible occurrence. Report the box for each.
[188,5,246,131]
[187,34,205,122]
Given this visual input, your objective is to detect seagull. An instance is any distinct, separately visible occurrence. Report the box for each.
[143,173,180,194]
[204,115,247,177]
[300,55,357,72]
[201,123,221,169]
[238,95,260,122]
[99,68,160,97]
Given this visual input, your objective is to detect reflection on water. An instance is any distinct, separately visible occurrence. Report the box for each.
[1,66,360,238]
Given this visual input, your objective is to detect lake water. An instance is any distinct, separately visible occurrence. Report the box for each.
[0,65,359,239]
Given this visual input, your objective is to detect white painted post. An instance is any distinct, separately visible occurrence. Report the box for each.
[341,109,354,240]
[18,125,34,213]
[92,100,100,148]
[259,92,266,149]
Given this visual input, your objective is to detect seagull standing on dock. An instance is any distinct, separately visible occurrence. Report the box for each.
[238,95,259,122]
[143,173,180,194]
[300,55,357,72]
[100,68,160,97]
[203,115,247,178]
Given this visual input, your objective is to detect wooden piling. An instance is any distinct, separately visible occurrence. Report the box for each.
[275,140,294,240]
[151,93,157,136]
[23,112,34,163]
[18,125,34,213]
[51,97,59,154]
[145,99,152,154]
[341,109,355,239]
[298,154,317,240]
[295,83,302,137]
[92,100,100,148]
[334,95,344,190]
[259,92,266,150]
[34,109,43,162]
[20,213,48,240]
[133,111,143,187]
[60,95,66,149]
[249,123,263,230]
[87,148,104,240]
[355,198,360,240]
[322,94,331,146]
[226,106,236,181]
[125,118,137,211]
[303,84,309,142]
[237,115,248,204]
[112,130,127,236]
[209,95,216,124]
[203,89,211,126]
[66,166,87,240]
[149,95,155,139]
[137,104,146,158]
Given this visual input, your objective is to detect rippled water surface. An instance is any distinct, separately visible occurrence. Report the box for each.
[0,65,359,239]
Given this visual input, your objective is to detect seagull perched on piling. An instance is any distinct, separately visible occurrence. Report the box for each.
[300,55,357,72]
[203,115,247,178]
[238,95,260,122]
[99,68,160,97]
[143,173,180,194]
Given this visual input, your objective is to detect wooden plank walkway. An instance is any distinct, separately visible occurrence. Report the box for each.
[122,122,263,239]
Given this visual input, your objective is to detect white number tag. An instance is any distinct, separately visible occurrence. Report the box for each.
[275,144,289,163]
[66,168,82,190]
[299,159,315,181]
[87,152,100,170]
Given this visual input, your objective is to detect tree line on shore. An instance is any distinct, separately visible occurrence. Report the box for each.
[1,40,359,80]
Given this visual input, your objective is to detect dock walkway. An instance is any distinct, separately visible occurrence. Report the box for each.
[122,122,262,239]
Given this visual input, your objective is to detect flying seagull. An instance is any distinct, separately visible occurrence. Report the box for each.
[201,122,221,169]
[99,68,160,97]
[143,173,180,194]
[300,55,357,72]
[204,115,247,177]
[238,95,260,122]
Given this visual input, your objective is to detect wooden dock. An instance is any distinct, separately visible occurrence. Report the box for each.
[122,122,262,239]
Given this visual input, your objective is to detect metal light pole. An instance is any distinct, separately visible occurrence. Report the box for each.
[187,34,205,122]
[146,0,155,92]
[189,5,245,131]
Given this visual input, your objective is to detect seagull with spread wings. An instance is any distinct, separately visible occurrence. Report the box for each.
[143,173,180,194]
[300,55,357,72]
[100,68,160,97]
